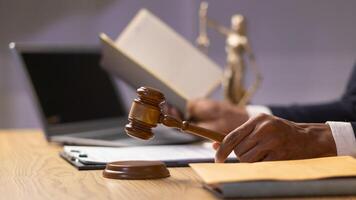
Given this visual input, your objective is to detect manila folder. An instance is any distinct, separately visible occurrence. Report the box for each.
[190,156,356,198]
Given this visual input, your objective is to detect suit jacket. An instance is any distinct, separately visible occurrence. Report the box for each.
[269,63,356,136]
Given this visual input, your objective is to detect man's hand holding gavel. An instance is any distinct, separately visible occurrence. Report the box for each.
[165,99,336,163]
[187,99,337,163]
[126,87,337,163]
[125,87,226,143]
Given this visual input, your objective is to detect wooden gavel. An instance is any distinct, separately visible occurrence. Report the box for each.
[125,86,225,143]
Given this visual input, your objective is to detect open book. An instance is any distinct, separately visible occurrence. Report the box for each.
[100,9,222,111]
[190,156,356,198]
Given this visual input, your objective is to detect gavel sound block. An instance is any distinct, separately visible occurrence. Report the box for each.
[125,86,225,143]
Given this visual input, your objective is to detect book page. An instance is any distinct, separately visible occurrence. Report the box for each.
[115,9,222,100]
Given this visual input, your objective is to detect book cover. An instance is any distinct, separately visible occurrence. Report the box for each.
[100,9,223,111]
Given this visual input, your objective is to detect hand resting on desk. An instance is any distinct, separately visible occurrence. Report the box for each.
[212,113,337,163]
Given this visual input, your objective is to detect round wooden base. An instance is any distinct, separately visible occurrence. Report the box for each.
[103,160,170,180]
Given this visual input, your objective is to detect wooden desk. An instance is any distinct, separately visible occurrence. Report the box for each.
[0,130,217,200]
[1,130,355,200]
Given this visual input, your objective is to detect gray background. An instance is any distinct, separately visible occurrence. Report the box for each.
[0,0,355,128]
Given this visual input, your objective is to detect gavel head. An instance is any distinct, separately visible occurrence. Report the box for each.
[125,86,166,140]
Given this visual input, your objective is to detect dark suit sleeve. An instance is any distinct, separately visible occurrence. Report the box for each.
[351,122,356,134]
[268,62,356,137]
[270,101,356,123]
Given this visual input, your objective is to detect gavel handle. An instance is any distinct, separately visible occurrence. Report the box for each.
[181,121,225,143]
[160,115,225,143]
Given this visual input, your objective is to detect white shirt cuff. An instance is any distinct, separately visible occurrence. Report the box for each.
[246,105,272,118]
[326,121,356,157]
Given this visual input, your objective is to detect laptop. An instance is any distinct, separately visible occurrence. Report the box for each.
[10,43,198,146]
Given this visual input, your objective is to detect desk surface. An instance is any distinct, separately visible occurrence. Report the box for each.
[0,130,355,200]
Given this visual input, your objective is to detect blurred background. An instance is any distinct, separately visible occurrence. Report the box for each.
[0,0,355,128]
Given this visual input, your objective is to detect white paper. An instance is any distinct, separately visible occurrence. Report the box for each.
[64,143,235,164]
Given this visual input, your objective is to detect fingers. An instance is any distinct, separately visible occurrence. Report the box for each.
[187,99,222,121]
[236,120,286,162]
[239,145,269,162]
[164,104,184,120]
[215,117,260,163]
[236,135,277,162]
[233,134,257,157]
[168,107,183,120]
[262,152,276,161]
[232,119,274,157]
[212,142,220,150]
[213,113,296,163]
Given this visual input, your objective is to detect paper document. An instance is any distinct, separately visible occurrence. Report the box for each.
[64,143,235,166]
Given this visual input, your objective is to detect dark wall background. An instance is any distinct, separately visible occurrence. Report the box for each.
[0,0,355,128]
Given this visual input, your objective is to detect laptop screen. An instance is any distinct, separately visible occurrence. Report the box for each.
[21,49,126,126]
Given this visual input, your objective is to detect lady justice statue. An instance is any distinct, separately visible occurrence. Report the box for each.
[196,2,262,107]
